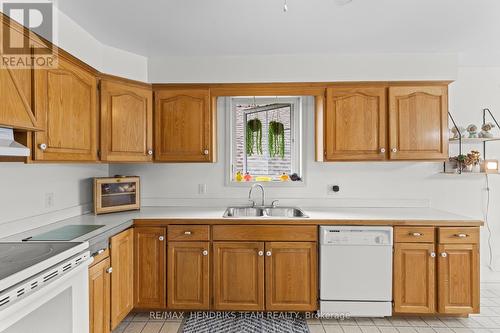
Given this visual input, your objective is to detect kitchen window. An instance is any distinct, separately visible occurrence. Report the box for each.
[226,96,303,184]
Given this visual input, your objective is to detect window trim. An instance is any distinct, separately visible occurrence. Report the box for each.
[224,96,304,187]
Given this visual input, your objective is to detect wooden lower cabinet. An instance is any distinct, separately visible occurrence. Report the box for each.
[134,227,166,309]
[265,242,317,311]
[167,241,210,310]
[394,226,480,316]
[89,257,111,333]
[393,243,436,314]
[110,228,134,330]
[213,242,265,311]
[438,243,480,314]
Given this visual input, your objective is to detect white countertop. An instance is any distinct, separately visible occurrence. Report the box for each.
[1,206,480,243]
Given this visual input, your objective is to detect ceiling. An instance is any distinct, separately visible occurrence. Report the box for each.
[57,0,500,58]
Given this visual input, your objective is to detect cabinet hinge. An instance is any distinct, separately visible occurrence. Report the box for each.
[324,151,327,156]
[97,149,101,159]
[97,80,101,91]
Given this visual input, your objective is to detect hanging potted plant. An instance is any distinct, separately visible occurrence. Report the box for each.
[269,121,285,159]
[246,118,263,155]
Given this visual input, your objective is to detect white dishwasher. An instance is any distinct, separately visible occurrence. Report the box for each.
[320,226,393,317]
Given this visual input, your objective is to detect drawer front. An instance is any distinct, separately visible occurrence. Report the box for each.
[395,227,435,243]
[168,225,210,241]
[212,225,317,242]
[438,227,479,244]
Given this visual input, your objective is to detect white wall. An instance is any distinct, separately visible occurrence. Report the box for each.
[55,9,148,81]
[148,53,458,83]
[0,163,108,236]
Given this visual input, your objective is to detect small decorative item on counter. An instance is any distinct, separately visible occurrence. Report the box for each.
[255,176,272,182]
[94,176,140,215]
[462,150,481,172]
[451,126,468,139]
[466,124,479,138]
[279,172,290,181]
[289,173,302,181]
[235,171,243,182]
[243,172,253,182]
[479,122,496,138]
[448,155,467,173]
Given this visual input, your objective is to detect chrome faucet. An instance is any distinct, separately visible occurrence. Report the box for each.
[248,184,265,207]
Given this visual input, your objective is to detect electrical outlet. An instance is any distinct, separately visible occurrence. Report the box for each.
[198,184,207,195]
[327,184,341,195]
[45,192,55,208]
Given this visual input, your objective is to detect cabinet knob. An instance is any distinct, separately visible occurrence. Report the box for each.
[441,252,448,258]
[430,252,436,258]
[202,250,208,256]
[455,233,468,238]
[106,267,113,274]
[39,143,47,151]
[203,149,209,155]
[411,232,423,237]
[258,250,264,256]
[184,231,192,235]
[391,148,398,153]
[380,148,386,153]
[148,150,153,156]
[159,236,164,241]
[266,251,272,257]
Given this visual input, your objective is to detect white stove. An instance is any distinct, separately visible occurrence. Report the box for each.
[0,242,92,333]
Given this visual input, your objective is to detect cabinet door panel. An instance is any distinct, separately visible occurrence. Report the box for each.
[325,87,387,160]
[167,241,210,310]
[394,243,436,314]
[438,244,479,314]
[110,228,134,330]
[34,57,97,161]
[89,258,111,333]
[265,242,317,311]
[389,86,448,160]
[213,242,264,311]
[100,80,153,162]
[134,227,166,309]
[154,89,213,162]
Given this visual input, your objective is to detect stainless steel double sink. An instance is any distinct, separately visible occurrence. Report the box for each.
[223,206,308,218]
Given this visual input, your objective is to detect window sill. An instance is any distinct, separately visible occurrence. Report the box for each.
[226,180,306,187]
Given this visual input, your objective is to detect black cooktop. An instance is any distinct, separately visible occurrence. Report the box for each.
[0,242,80,281]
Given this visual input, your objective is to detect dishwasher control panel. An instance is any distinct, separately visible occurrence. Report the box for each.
[320,226,393,246]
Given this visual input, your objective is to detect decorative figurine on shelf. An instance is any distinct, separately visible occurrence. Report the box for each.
[466,124,479,138]
[235,171,243,182]
[451,126,468,139]
[479,122,496,138]
[243,172,253,182]
[289,173,302,181]
[279,172,290,181]
[464,150,481,172]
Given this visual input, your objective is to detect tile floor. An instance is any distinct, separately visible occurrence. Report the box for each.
[112,287,500,333]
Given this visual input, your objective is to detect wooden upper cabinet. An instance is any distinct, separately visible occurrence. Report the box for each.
[100,78,153,162]
[388,86,448,160]
[213,242,265,311]
[167,241,210,310]
[265,242,317,311]
[393,243,436,314]
[437,243,479,314]
[33,56,97,161]
[0,16,38,131]
[110,228,134,330]
[89,257,111,333]
[154,88,214,162]
[325,87,387,161]
[134,227,166,309]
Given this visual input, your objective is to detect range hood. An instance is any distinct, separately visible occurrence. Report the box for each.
[0,127,30,157]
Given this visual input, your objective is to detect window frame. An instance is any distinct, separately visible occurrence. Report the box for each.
[224,96,304,187]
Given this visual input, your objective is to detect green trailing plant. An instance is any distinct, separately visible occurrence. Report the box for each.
[246,118,263,155]
[268,121,285,159]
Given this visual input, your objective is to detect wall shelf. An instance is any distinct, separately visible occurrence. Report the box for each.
[446,108,500,174]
